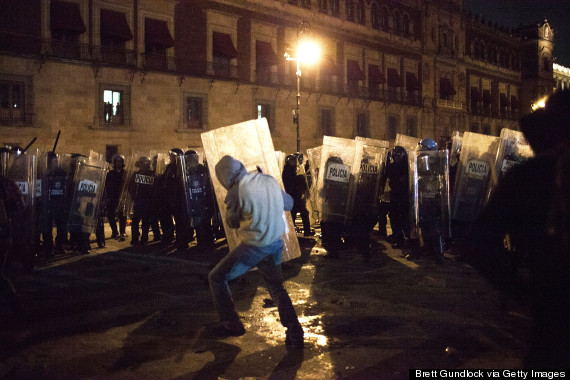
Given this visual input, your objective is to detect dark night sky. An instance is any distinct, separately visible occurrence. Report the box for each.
[464,0,570,66]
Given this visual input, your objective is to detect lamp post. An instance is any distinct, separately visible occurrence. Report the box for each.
[284,21,319,153]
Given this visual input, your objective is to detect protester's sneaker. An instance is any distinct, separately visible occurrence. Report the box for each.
[118,234,126,242]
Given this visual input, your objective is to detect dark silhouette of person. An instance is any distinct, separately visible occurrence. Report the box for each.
[461,89,570,368]
[282,154,313,237]
[385,146,410,249]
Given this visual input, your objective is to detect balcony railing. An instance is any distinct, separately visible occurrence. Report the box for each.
[93,46,137,67]
[255,69,278,85]
[0,107,34,126]
[141,53,176,72]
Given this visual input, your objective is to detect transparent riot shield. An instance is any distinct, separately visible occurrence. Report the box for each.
[487,128,534,203]
[275,151,286,174]
[305,146,322,222]
[451,132,500,223]
[201,118,301,262]
[350,137,389,219]
[117,154,138,220]
[410,150,451,241]
[151,152,170,177]
[182,152,213,228]
[67,157,107,234]
[316,136,358,225]
[7,152,37,269]
[395,133,421,154]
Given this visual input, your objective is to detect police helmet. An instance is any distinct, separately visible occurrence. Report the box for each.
[184,150,200,165]
[169,148,184,156]
[285,154,297,165]
[418,138,437,151]
[391,145,407,158]
[135,156,151,169]
[112,154,125,164]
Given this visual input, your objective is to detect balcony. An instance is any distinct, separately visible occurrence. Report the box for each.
[94,46,136,67]
[141,53,176,72]
[255,69,278,85]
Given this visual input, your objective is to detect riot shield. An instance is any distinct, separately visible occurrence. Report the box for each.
[183,153,214,228]
[316,136,358,225]
[350,137,389,222]
[7,152,37,269]
[487,128,534,202]
[275,151,286,174]
[201,118,301,262]
[117,154,139,220]
[67,157,107,234]
[410,149,451,240]
[305,146,322,222]
[451,132,500,222]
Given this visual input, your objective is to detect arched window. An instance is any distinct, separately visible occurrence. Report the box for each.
[346,0,355,21]
[442,32,448,47]
[331,0,340,16]
[394,10,401,34]
[402,13,410,37]
[380,6,389,31]
[371,3,380,30]
[356,0,365,24]
[480,41,486,61]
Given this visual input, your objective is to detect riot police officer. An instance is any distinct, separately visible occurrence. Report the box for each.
[103,154,127,241]
[282,154,313,237]
[162,148,191,250]
[129,156,156,245]
[44,152,69,255]
[412,139,446,264]
[184,150,215,248]
[0,169,25,315]
[386,146,409,249]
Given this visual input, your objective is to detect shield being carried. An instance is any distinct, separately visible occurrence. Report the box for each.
[487,128,534,202]
[201,118,301,262]
[410,149,451,241]
[350,137,389,226]
[67,157,107,234]
[451,132,500,222]
[6,151,37,269]
[315,136,358,225]
[305,146,322,222]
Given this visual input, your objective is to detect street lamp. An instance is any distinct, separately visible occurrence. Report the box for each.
[284,22,320,153]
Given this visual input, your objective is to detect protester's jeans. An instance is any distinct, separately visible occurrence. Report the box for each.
[208,239,302,332]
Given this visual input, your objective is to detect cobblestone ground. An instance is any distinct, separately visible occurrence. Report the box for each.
[0,223,532,379]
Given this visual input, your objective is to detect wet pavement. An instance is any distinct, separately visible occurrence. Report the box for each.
[1,225,533,379]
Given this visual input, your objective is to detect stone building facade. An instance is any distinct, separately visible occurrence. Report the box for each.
[554,63,570,92]
[0,0,556,159]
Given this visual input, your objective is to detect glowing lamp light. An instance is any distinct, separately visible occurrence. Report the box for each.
[298,39,320,65]
[531,96,548,111]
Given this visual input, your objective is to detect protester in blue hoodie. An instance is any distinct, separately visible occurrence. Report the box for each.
[208,155,304,348]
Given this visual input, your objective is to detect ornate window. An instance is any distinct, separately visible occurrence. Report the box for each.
[346,0,355,22]
[371,3,380,30]
[356,0,365,25]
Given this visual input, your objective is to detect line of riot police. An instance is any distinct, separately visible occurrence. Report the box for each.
[304,128,533,264]
[0,144,223,272]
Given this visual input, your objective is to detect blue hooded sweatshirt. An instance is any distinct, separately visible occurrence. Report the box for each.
[215,155,293,247]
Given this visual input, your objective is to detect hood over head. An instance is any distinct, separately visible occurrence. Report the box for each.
[215,155,247,190]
